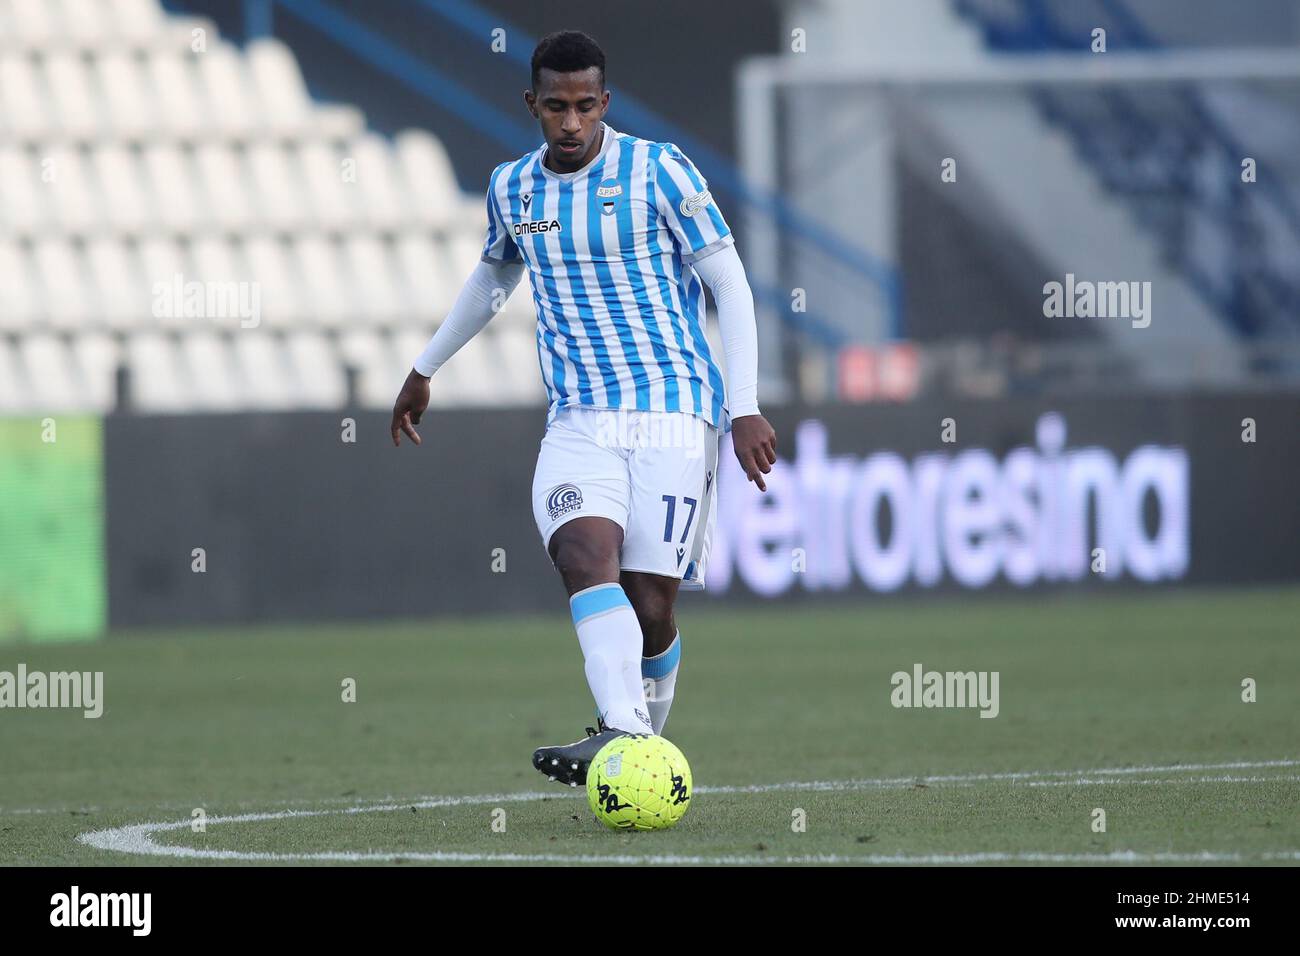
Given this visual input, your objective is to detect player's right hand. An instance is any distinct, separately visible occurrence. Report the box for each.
[390,369,432,446]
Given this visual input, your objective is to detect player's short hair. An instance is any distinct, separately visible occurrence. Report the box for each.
[531,30,606,91]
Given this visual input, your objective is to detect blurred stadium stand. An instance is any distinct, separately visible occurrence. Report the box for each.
[2,0,1298,415]
[0,0,543,413]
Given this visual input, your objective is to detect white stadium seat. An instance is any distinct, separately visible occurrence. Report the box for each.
[18,335,79,410]
[395,130,461,229]
[34,237,94,329]
[98,51,155,139]
[243,236,305,328]
[93,144,153,233]
[197,44,258,137]
[0,54,53,140]
[344,235,404,324]
[44,146,101,233]
[247,142,307,231]
[194,143,255,231]
[9,0,58,47]
[143,144,206,233]
[339,329,402,408]
[180,331,242,409]
[495,327,546,402]
[233,333,294,409]
[0,339,30,411]
[72,332,123,412]
[136,236,189,329]
[127,333,190,411]
[45,51,103,139]
[396,232,452,318]
[0,240,43,330]
[111,0,166,44]
[149,52,205,138]
[286,331,348,408]
[0,146,46,233]
[298,141,356,231]
[350,134,409,231]
[87,237,149,329]
[247,38,312,134]
[293,236,354,327]
[59,0,113,45]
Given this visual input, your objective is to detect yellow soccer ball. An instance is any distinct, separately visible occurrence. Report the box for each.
[586,733,692,831]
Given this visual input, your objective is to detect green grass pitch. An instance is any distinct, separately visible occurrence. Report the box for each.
[2,587,1297,866]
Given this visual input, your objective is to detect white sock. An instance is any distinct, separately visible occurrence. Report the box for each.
[642,631,681,735]
[571,583,653,733]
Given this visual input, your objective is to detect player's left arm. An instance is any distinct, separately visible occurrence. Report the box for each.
[691,245,777,491]
[652,144,777,491]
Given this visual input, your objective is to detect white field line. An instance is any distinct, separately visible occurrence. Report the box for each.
[72,758,1300,866]
[14,756,1300,817]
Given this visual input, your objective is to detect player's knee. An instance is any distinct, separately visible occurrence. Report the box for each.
[551,533,619,591]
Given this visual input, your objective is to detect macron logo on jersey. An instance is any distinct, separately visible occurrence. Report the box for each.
[514,218,562,237]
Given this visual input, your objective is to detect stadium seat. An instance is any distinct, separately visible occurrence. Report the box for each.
[149,52,206,138]
[98,50,155,139]
[0,339,29,411]
[59,0,113,45]
[293,235,354,327]
[344,235,405,324]
[396,232,453,318]
[197,44,261,138]
[0,240,42,330]
[0,146,45,233]
[46,51,103,139]
[34,237,94,329]
[126,333,190,411]
[180,331,242,409]
[18,335,79,410]
[285,331,348,407]
[247,38,313,135]
[0,53,52,140]
[395,130,461,230]
[44,146,101,233]
[92,145,153,234]
[339,329,402,407]
[143,144,206,233]
[72,332,123,412]
[247,142,308,231]
[350,134,410,231]
[86,237,149,329]
[243,236,305,328]
[298,141,357,231]
[194,144,256,231]
[111,0,166,45]
[9,0,58,48]
[137,236,188,329]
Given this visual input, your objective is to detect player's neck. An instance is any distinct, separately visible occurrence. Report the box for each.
[545,125,604,175]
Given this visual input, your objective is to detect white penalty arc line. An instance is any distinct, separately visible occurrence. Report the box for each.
[17,757,1300,818]
[75,757,1300,865]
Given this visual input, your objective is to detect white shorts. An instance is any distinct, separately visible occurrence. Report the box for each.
[532,406,720,589]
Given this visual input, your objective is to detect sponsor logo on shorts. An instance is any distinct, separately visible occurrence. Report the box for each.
[546,483,584,520]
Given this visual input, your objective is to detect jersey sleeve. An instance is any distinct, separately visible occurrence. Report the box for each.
[481,164,522,264]
[653,144,734,264]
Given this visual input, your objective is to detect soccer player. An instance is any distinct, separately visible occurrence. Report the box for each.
[390,30,775,786]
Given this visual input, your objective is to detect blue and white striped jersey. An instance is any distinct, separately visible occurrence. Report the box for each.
[481,123,734,429]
